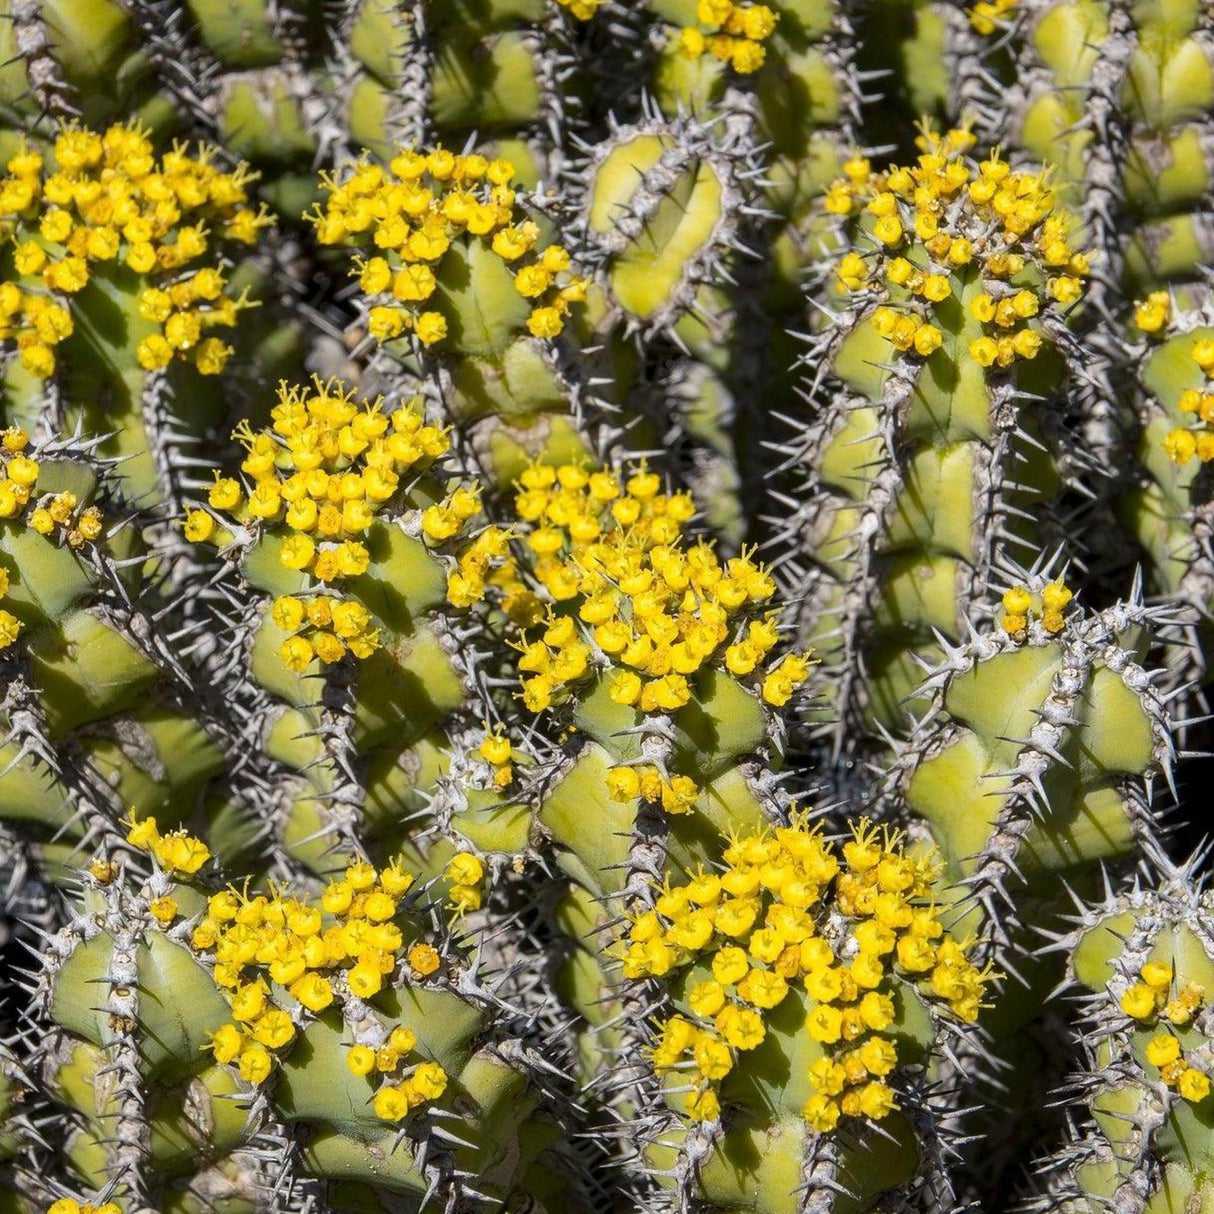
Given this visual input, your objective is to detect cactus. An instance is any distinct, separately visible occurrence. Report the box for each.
[0,0,586,218]
[853,1,1006,145]
[2,12,1214,1214]
[443,456,812,892]
[0,425,262,891]
[0,123,275,509]
[179,375,490,883]
[1114,300,1214,710]
[873,567,1182,1201]
[888,572,1175,926]
[338,0,586,181]
[440,455,809,1145]
[0,0,175,151]
[994,0,1214,303]
[573,0,866,545]
[615,812,994,1212]
[438,456,997,1209]
[14,830,574,1212]
[309,141,654,493]
[778,125,1093,745]
[1023,855,1214,1213]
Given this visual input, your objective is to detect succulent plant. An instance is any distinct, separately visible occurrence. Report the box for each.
[0,8,1211,1212]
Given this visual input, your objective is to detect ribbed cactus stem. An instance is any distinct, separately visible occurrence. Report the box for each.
[1021,857,1214,1212]
[314,662,371,863]
[119,0,223,127]
[31,878,163,1211]
[583,115,746,338]
[2,10,1214,1210]
[1,661,125,851]
[100,911,154,1214]
[892,584,1176,921]
[1121,299,1214,703]
[8,0,78,120]
[355,0,434,149]
[782,128,1095,745]
[965,624,1101,943]
[1078,1,1135,318]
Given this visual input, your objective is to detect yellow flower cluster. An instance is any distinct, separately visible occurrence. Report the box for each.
[312,148,587,344]
[1163,338,1214,466]
[446,461,812,717]
[675,0,779,75]
[478,729,517,790]
[606,765,699,815]
[47,1202,120,1214]
[1000,579,1072,639]
[186,379,464,671]
[270,594,379,667]
[624,817,991,1128]
[444,851,486,915]
[0,426,103,542]
[830,127,1089,371]
[0,426,102,650]
[125,814,212,875]
[0,123,269,379]
[969,0,1016,35]
[180,858,449,1121]
[1120,960,1211,1105]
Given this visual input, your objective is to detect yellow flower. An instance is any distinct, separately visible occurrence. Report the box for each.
[237,1043,273,1084]
[711,946,749,986]
[527,306,564,339]
[410,1060,448,1100]
[210,1023,244,1064]
[346,959,384,999]
[136,333,173,370]
[1134,291,1171,334]
[253,1009,296,1049]
[408,943,441,976]
[388,1026,417,1054]
[1144,1033,1181,1068]
[479,733,512,765]
[289,973,335,1013]
[347,1043,377,1076]
[1178,1068,1211,1103]
[857,1081,897,1120]
[414,311,448,345]
[693,1033,733,1081]
[372,1084,413,1121]
[208,477,242,512]
[368,306,407,341]
[446,852,484,887]
[1121,983,1160,1021]
[280,635,314,672]
[231,983,268,1022]
[279,533,316,571]
[730,39,766,73]
[380,865,415,897]
[604,762,640,801]
[803,1094,840,1132]
[686,1087,720,1121]
[183,509,215,542]
[151,831,210,874]
[13,240,46,275]
[913,324,943,357]
[1164,428,1198,465]
[1141,960,1174,990]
